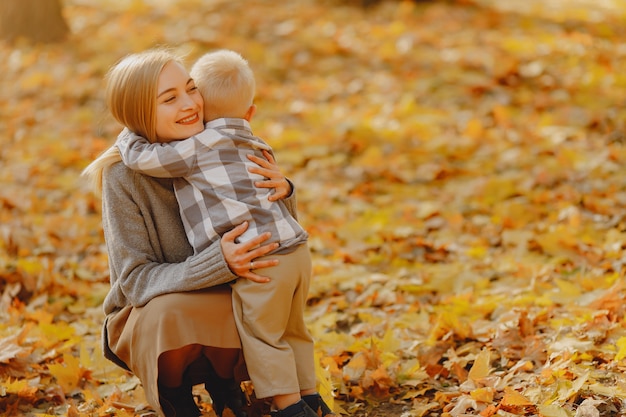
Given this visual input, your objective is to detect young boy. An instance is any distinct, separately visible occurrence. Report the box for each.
[115,50,334,417]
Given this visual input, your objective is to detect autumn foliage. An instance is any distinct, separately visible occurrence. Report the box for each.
[1,0,626,416]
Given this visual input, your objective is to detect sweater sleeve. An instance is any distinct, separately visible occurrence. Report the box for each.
[115,128,196,178]
[282,179,298,220]
[102,163,237,310]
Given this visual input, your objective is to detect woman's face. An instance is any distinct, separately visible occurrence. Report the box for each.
[155,61,204,142]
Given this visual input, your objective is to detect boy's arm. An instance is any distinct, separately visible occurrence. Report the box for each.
[115,128,196,178]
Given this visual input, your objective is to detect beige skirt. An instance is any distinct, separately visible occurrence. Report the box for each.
[106,285,242,414]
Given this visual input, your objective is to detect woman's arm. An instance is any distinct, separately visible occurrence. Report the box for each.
[102,163,277,308]
[102,164,233,308]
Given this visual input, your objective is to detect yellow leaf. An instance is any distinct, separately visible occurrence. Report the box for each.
[533,226,578,258]
[464,118,484,140]
[466,245,488,259]
[3,378,38,397]
[615,337,626,361]
[481,178,519,205]
[537,404,570,417]
[80,343,93,369]
[38,322,75,343]
[315,351,335,413]
[468,348,491,382]
[470,387,494,403]
[428,307,473,343]
[501,386,533,406]
[380,328,401,354]
[48,353,82,393]
[554,278,581,297]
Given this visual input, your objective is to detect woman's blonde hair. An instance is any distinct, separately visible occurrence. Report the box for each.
[82,48,182,191]
[190,49,255,120]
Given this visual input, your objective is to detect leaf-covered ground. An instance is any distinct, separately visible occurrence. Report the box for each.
[1,0,626,416]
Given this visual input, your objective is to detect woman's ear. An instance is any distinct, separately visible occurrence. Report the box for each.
[244,104,257,121]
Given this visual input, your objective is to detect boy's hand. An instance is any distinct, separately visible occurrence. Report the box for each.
[247,150,292,201]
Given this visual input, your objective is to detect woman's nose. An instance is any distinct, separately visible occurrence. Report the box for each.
[181,93,198,109]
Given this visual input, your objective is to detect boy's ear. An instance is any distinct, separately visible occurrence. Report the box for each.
[244,104,256,121]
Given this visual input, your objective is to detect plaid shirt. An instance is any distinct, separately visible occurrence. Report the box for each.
[116,118,308,255]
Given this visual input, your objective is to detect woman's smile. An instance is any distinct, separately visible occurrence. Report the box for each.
[178,113,200,125]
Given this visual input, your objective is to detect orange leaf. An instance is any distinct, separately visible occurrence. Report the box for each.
[480,404,500,417]
[501,387,533,407]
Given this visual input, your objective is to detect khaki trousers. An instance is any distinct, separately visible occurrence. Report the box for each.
[231,243,316,399]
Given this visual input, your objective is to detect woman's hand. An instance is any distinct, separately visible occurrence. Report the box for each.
[220,221,278,283]
[247,150,292,201]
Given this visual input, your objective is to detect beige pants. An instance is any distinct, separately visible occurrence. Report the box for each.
[106,285,242,415]
[231,244,316,399]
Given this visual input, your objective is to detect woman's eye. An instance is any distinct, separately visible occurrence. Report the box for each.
[189,86,199,93]
[164,95,176,103]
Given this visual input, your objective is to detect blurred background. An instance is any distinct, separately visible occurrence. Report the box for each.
[1,0,626,416]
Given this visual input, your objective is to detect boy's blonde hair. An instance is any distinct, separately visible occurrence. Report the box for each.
[82,48,183,191]
[190,50,255,121]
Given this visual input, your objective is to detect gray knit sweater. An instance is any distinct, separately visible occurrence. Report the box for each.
[101,161,298,316]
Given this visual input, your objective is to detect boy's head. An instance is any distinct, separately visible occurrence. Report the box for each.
[190,49,256,122]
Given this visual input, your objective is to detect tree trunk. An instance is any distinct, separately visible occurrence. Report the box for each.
[0,0,69,43]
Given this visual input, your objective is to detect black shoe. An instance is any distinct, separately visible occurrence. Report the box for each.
[158,382,201,417]
[205,373,248,417]
[270,400,318,417]
[302,393,336,417]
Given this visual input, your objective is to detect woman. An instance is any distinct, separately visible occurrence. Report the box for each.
[82,48,295,417]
